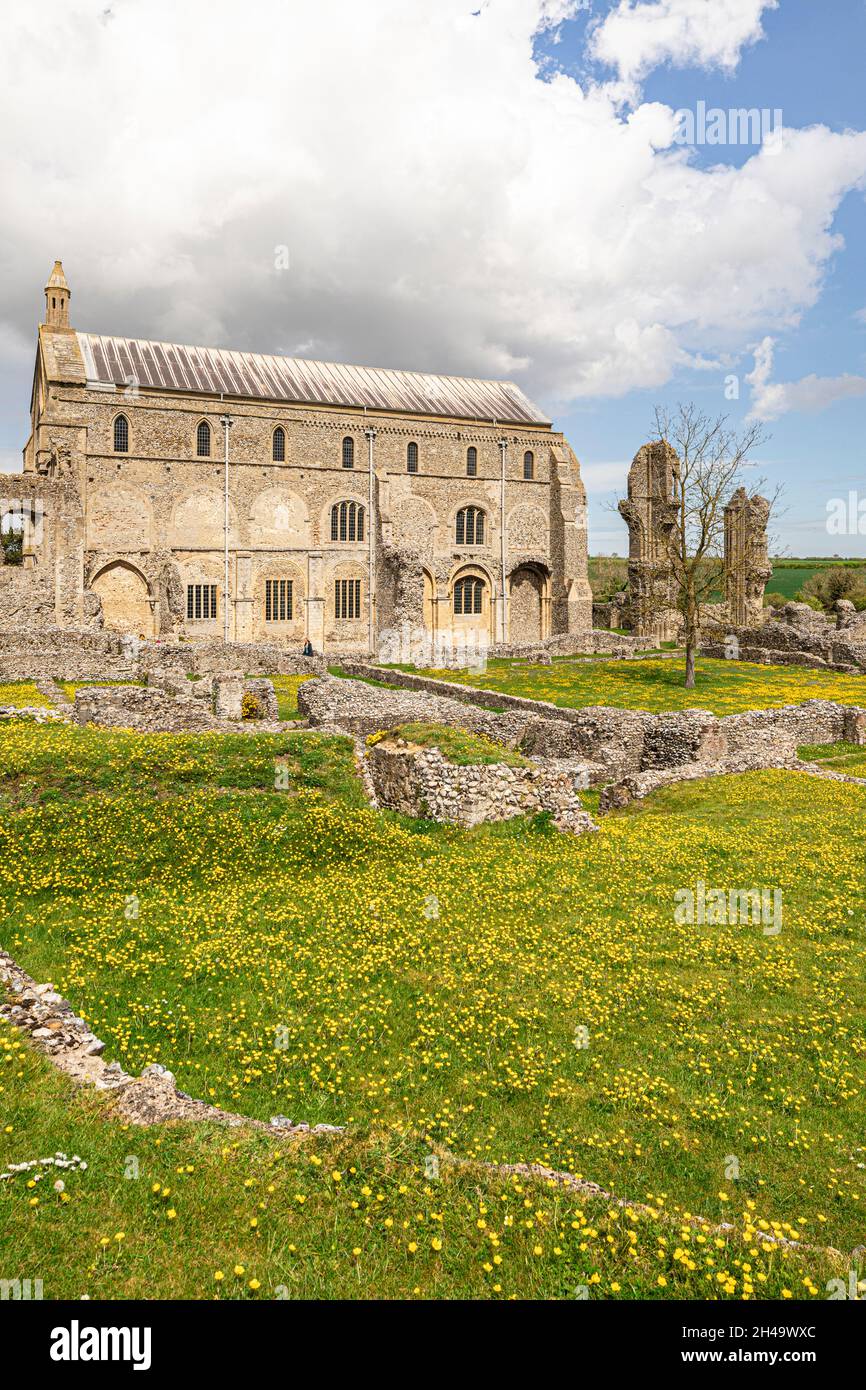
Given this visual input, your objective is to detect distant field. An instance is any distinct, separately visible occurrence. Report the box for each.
[590,557,866,603]
[766,561,866,600]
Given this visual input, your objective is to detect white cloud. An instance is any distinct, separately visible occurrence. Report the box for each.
[0,0,863,419]
[746,336,866,422]
[589,0,778,83]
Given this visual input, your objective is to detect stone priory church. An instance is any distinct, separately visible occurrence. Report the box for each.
[3,262,593,654]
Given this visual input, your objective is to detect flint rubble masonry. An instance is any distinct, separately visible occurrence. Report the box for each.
[365,737,597,834]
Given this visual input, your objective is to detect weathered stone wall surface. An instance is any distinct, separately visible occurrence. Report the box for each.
[72,676,281,733]
[0,626,326,682]
[365,740,596,834]
[138,640,325,678]
[702,609,866,673]
[301,672,866,788]
[0,627,137,681]
[0,571,57,626]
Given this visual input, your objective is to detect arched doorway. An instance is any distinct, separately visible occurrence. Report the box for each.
[509,565,548,643]
[91,561,154,637]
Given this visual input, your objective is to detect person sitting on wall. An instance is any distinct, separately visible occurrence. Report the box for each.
[302,639,314,657]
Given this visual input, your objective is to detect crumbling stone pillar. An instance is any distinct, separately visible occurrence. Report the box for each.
[724,488,771,628]
[212,672,244,720]
[618,442,680,642]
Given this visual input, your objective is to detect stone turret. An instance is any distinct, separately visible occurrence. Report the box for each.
[44,261,71,329]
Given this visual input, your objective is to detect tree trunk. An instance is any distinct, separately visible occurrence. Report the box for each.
[685,639,696,688]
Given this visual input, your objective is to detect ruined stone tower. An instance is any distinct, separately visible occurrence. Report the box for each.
[618,440,681,642]
[724,488,771,627]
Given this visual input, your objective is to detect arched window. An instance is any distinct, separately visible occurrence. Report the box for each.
[330,500,366,543]
[523,450,534,480]
[196,421,212,457]
[466,446,477,477]
[453,576,484,615]
[407,441,418,473]
[342,436,355,469]
[113,414,129,454]
[456,505,484,546]
[272,426,286,462]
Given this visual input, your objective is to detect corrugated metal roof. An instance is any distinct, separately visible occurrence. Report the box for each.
[76,332,549,426]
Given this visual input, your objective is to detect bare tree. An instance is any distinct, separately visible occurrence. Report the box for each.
[643,405,774,688]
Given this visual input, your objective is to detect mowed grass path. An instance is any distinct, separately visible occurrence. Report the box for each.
[1,721,865,1294]
[402,656,866,715]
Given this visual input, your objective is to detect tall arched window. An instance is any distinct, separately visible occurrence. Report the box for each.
[523,450,534,480]
[453,576,484,615]
[407,441,418,473]
[456,506,484,546]
[272,426,286,462]
[466,447,477,477]
[330,500,366,543]
[196,421,212,457]
[342,436,355,469]
[113,414,129,453]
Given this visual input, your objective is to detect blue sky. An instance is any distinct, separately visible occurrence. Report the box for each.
[535,0,866,556]
[1,0,865,557]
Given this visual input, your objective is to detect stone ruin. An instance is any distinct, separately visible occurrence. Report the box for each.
[364,734,596,835]
[724,487,772,628]
[72,671,281,733]
[617,441,681,642]
[614,441,772,641]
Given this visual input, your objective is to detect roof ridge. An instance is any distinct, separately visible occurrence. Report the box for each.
[77,330,527,392]
[74,331,549,426]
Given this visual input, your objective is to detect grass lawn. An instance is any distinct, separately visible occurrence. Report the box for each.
[369,722,527,766]
[4,1030,845,1300]
[0,681,50,708]
[268,674,315,720]
[401,657,866,716]
[1,722,865,1303]
[799,741,866,778]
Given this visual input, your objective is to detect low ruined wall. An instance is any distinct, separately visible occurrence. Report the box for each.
[0,626,326,683]
[702,611,866,674]
[365,740,596,834]
[138,640,325,678]
[599,700,866,811]
[72,676,281,733]
[0,626,138,681]
[73,685,222,732]
[302,673,866,789]
[488,630,645,659]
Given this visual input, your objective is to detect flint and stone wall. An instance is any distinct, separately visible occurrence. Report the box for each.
[365,739,596,834]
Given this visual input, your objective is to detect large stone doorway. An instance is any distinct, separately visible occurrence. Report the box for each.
[509,565,548,643]
[91,561,154,637]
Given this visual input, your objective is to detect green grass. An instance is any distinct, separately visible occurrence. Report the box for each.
[370,722,527,767]
[798,741,866,777]
[0,721,362,809]
[767,561,866,601]
[1,723,864,1302]
[267,674,315,720]
[3,1028,845,1300]
[0,682,50,708]
[400,656,866,716]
